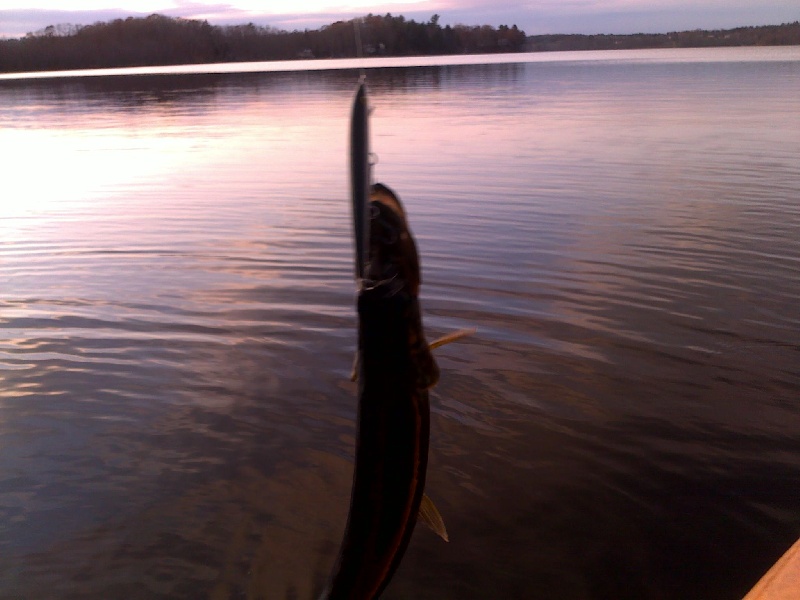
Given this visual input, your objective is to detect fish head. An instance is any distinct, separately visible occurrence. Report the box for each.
[365,183,421,297]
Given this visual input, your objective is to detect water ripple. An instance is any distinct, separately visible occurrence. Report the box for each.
[1,51,799,599]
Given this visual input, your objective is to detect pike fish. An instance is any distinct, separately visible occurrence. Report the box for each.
[320,81,454,600]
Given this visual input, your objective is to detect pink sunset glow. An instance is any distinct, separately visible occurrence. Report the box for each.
[1,0,798,39]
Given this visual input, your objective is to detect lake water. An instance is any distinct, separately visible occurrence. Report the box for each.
[1,47,799,599]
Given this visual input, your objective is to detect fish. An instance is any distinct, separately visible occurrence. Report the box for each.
[320,182,441,600]
[320,82,469,600]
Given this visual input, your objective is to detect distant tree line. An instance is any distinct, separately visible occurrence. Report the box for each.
[0,13,527,73]
[525,22,800,52]
[2,15,797,74]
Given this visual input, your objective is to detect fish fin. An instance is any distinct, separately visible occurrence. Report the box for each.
[429,328,476,351]
[350,351,359,382]
[419,494,449,542]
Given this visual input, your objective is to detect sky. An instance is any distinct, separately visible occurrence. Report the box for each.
[1,0,798,39]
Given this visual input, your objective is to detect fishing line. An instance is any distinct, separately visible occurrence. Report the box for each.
[354,19,366,81]
[354,18,378,185]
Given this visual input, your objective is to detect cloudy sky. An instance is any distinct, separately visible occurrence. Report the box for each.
[1,1,797,39]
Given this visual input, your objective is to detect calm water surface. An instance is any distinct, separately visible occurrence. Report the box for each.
[1,48,799,599]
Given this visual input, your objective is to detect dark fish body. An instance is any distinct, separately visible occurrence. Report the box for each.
[323,291,429,599]
[322,190,437,600]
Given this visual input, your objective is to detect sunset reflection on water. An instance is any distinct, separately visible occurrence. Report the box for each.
[1,78,350,220]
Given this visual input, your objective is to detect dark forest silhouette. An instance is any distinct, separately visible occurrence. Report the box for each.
[0,14,798,74]
[0,13,526,73]
[526,22,799,52]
